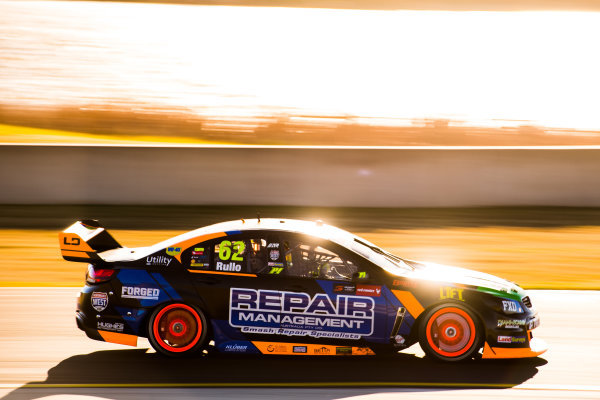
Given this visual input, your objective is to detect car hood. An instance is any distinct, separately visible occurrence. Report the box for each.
[406,260,525,297]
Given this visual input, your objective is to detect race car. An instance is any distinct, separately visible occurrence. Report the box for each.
[59,218,547,361]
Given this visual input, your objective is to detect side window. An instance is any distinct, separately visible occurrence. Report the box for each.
[243,236,286,275]
[213,239,248,273]
[247,237,270,274]
[189,245,210,269]
[210,236,275,274]
[282,236,358,281]
[183,234,361,281]
[184,236,269,273]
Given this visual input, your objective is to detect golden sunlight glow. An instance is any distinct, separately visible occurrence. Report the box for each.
[1,2,599,130]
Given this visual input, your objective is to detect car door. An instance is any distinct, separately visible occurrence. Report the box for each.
[182,232,288,352]
[267,232,390,347]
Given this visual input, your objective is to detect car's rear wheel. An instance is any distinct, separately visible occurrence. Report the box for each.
[148,303,208,357]
[418,303,482,362]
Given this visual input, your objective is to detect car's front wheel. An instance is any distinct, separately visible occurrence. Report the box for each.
[418,303,482,362]
[147,303,208,357]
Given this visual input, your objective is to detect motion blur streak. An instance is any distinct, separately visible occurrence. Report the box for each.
[1,1,600,130]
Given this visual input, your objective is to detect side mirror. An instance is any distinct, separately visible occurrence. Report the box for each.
[352,271,370,281]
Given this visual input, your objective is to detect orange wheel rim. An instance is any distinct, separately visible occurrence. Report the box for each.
[153,304,202,353]
[426,307,476,358]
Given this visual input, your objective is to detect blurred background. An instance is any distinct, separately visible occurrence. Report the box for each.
[1,0,599,289]
[2,0,600,145]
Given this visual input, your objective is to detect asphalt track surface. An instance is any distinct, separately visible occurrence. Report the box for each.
[0,289,599,400]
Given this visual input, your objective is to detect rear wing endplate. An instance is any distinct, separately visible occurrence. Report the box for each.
[59,220,121,262]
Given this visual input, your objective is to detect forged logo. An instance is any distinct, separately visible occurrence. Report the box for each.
[121,286,160,300]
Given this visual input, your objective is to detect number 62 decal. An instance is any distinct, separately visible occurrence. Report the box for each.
[218,240,245,261]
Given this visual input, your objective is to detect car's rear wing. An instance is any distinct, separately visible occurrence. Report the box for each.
[59,220,122,262]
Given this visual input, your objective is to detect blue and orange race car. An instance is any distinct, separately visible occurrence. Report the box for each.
[59,218,547,361]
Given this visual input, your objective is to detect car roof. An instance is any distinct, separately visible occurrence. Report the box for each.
[100,218,415,277]
[157,218,356,250]
[100,218,369,262]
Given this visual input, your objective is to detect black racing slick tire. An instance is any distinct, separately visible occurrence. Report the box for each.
[418,303,483,362]
[147,303,209,357]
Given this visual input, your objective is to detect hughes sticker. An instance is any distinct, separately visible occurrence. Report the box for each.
[229,288,375,340]
[97,321,124,332]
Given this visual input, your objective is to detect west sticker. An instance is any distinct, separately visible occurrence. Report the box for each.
[91,292,108,312]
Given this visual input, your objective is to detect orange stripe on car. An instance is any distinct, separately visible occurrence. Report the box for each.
[173,232,226,262]
[252,341,375,356]
[391,289,425,318]
[482,343,534,359]
[481,338,548,359]
[60,250,90,258]
[187,270,257,278]
[98,330,138,347]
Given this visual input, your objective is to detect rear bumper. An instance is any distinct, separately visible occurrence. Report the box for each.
[482,336,548,359]
[76,310,138,347]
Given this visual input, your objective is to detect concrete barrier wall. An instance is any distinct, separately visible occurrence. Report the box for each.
[2,145,600,206]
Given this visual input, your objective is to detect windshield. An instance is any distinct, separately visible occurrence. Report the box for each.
[352,238,414,272]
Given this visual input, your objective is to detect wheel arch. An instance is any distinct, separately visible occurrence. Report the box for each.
[410,298,486,340]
